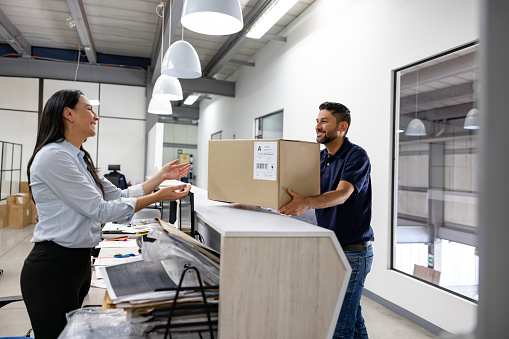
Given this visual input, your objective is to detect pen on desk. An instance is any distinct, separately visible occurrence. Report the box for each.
[105,236,129,241]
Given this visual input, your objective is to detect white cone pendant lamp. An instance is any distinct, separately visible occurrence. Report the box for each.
[162,40,202,79]
[153,74,183,101]
[181,0,243,36]
[148,96,173,115]
[405,118,427,136]
[464,108,481,130]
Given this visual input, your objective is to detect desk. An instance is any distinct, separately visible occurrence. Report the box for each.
[191,186,351,339]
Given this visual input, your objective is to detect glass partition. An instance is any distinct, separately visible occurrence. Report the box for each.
[392,43,479,301]
[0,141,23,200]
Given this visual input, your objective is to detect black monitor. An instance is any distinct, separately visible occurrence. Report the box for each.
[106,176,119,187]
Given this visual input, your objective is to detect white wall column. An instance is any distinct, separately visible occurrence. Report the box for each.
[477,0,509,337]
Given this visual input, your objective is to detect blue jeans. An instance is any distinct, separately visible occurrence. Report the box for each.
[333,244,373,339]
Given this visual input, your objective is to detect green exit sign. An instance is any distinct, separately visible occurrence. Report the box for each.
[177,149,182,154]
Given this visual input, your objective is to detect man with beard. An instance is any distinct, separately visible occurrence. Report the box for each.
[278,102,374,339]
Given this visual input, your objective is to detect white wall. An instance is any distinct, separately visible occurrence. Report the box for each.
[0,77,146,185]
[0,77,39,182]
[197,0,479,334]
[97,84,146,184]
[146,122,164,179]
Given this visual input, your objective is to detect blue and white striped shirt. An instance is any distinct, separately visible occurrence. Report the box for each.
[30,139,144,248]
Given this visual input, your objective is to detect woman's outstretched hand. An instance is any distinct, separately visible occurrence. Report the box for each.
[160,160,192,181]
[157,184,191,201]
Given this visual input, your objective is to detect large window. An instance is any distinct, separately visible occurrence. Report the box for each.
[255,110,283,139]
[392,43,479,301]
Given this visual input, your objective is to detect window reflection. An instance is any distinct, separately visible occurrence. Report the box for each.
[393,43,479,301]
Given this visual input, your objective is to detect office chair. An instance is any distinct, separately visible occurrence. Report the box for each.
[0,296,32,338]
[104,165,127,189]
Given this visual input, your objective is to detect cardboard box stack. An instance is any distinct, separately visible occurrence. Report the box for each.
[208,139,320,209]
[7,193,32,229]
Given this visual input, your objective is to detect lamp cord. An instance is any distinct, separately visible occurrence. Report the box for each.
[415,70,419,119]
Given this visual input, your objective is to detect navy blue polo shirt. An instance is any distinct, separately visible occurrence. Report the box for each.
[315,137,374,245]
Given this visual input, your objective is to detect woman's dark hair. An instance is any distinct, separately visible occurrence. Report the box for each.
[319,101,351,136]
[27,89,104,198]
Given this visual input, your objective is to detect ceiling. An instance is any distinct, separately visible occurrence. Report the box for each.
[0,0,315,110]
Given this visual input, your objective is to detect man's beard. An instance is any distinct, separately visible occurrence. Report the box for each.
[316,127,338,144]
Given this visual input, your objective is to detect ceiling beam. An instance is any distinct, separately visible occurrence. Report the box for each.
[179,77,235,97]
[0,57,146,87]
[399,82,474,113]
[66,0,97,64]
[0,7,31,56]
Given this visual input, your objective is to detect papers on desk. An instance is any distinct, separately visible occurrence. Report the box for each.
[102,221,155,234]
[94,255,143,267]
[95,239,138,248]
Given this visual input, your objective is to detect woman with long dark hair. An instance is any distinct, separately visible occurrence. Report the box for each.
[21,89,191,339]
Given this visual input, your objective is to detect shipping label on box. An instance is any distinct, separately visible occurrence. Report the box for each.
[208,139,320,209]
[253,142,278,181]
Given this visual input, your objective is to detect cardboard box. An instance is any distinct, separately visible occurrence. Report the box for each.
[7,193,31,205]
[0,203,8,229]
[208,139,320,209]
[8,202,32,229]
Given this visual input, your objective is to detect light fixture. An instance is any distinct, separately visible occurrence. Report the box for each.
[153,74,183,101]
[153,2,183,102]
[464,51,480,130]
[162,40,202,79]
[184,93,200,105]
[246,0,299,39]
[464,108,480,129]
[66,17,76,29]
[405,119,427,136]
[181,0,243,36]
[405,69,426,136]
[148,96,173,115]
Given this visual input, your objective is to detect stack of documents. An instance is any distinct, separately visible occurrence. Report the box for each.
[98,221,220,336]
[102,219,158,238]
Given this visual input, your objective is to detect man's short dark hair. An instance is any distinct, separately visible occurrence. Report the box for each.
[319,102,351,135]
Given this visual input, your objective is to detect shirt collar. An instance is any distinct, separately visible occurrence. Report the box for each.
[321,137,352,160]
[59,139,85,159]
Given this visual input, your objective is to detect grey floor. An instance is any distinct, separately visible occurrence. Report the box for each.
[0,224,437,338]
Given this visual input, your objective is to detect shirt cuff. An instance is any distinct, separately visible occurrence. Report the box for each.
[128,184,145,198]
[119,197,137,224]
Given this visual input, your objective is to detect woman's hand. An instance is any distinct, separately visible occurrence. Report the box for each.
[157,184,191,201]
[135,184,191,212]
[160,160,192,181]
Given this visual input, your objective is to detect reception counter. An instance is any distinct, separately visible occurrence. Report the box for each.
[191,185,351,339]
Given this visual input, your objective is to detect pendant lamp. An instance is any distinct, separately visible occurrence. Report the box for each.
[153,74,183,100]
[464,108,480,129]
[152,2,183,103]
[161,0,202,79]
[162,40,202,79]
[181,0,243,36]
[405,118,427,136]
[464,51,480,130]
[148,96,173,115]
[405,70,426,136]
